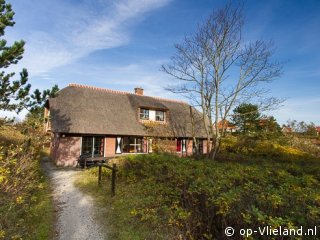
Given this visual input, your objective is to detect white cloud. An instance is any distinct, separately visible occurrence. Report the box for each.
[272,97,320,125]
[8,0,171,77]
[113,0,171,20]
[45,55,186,103]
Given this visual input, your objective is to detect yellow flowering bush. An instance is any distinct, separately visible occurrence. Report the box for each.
[0,123,52,239]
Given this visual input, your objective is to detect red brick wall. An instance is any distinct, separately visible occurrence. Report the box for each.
[50,135,202,166]
[203,140,208,154]
[187,139,193,156]
[143,138,148,153]
[53,135,81,166]
[202,139,212,154]
[169,139,178,153]
[105,137,116,157]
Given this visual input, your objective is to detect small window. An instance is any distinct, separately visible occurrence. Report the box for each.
[198,140,203,154]
[156,111,164,121]
[140,108,149,120]
[122,137,144,153]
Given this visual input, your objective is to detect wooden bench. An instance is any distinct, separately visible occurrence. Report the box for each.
[77,154,111,168]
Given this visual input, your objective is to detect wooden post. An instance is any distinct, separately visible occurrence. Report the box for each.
[98,164,102,185]
[111,164,116,196]
[84,158,87,169]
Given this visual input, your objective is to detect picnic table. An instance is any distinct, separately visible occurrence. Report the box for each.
[77,153,111,168]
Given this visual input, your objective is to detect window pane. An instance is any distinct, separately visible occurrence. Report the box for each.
[156,111,164,121]
[122,137,130,153]
[140,109,149,120]
[122,137,144,153]
[136,138,143,153]
[94,137,104,156]
[82,136,104,157]
[198,140,203,154]
[82,137,93,154]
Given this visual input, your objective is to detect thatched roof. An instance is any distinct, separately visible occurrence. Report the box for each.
[49,84,208,138]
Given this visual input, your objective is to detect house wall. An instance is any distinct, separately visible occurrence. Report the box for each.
[143,138,148,153]
[202,139,213,154]
[50,133,57,161]
[175,139,193,157]
[51,135,81,166]
[50,134,205,167]
[187,139,193,155]
[105,137,116,157]
[203,140,208,154]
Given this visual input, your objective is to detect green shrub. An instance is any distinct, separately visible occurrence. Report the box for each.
[107,153,320,239]
[0,124,54,240]
[220,135,319,161]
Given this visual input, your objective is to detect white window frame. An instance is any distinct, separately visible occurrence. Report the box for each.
[155,110,165,121]
[140,108,149,120]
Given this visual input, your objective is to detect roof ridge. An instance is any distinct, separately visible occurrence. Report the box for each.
[68,83,131,95]
[68,83,188,104]
[150,96,187,104]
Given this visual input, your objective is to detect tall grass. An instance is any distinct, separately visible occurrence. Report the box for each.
[0,125,54,240]
[77,144,320,239]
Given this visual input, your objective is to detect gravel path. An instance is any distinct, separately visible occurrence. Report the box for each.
[42,157,105,240]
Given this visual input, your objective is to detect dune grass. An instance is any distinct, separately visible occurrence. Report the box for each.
[75,146,320,240]
[0,125,55,240]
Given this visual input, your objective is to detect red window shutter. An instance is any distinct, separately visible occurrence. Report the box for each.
[176,139,181,152]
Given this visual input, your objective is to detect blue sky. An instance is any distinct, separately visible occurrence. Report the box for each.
[4,0,320,125]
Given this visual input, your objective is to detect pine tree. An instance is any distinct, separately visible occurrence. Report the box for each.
[232,103,261,133]
[0,0,30,112]
[25,85,59,127]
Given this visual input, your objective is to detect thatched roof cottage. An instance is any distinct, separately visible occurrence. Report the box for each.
[45,84,209,166]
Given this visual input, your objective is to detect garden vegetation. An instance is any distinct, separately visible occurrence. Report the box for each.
[0,122,54,240]
[76,134,320,240]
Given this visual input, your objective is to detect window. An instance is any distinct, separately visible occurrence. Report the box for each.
[122,137,145,153]
[176,139,182,152]
[155,111,164,121]
[177,138,186,153]
[140,108,149,120]
[198,140,203,154]
[81,136,104,157]
[82,137,93,154]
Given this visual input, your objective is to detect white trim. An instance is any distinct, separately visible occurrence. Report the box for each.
[182,139,186,152]
[80,137,82,155]
[92,137,95,157]
[116,137,122,154]
[149,110,156,121]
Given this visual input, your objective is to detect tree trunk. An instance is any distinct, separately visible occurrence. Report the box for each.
[206,136,211,158]
[212,134,220,160]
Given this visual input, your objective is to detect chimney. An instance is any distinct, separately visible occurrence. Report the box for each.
[134,87,144,96]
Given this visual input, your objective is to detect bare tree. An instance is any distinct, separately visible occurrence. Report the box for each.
[162,2,282,160]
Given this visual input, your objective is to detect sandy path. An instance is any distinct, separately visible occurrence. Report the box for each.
[42,157,105,240]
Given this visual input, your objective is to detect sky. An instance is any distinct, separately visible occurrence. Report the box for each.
[2,0,320,125]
